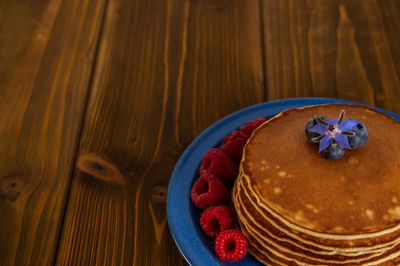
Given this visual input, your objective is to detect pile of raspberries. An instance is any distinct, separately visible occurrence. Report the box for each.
[190,117,266,262]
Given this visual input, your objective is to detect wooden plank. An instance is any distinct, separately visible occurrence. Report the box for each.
[55,0,264,265]
[0,0,107,265]
[261,0,400,113]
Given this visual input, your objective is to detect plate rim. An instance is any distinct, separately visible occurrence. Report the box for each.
[166,97,400,266]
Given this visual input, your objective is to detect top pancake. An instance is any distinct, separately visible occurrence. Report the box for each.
[241,104,400,235]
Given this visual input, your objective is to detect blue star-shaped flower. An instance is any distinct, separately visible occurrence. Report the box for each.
[309,110,358,153]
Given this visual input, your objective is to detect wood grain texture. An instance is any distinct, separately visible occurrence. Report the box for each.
[0,0,107,265]
[178,0,265,145]
[55,0,264,265]
[3,0,400,265]
[262,0,400,113]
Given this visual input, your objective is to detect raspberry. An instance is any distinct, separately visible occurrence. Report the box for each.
[199,148,237,186]
[200,206,233,239]
[220,130,248,163]
[190,173,230,209]
[239,117,266,137]
[215,229,248,262]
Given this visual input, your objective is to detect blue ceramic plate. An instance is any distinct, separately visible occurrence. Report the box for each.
[166,98,400,266]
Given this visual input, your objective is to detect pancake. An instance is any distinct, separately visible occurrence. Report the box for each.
[234,179,400,265]
[239,173,400,251]
[232,103,400,265]
[235,176,398,254]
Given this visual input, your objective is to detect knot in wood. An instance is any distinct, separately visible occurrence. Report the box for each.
[1,176,24,202]
[1,176,23,193]
[77,153,125,185]
[151,185,167,204]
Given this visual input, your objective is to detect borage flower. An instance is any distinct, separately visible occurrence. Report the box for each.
[309,110,358,153]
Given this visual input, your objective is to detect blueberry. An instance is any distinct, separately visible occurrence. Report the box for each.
[322,143,344,160]
[347,122,368,149]
[305,117,325,141]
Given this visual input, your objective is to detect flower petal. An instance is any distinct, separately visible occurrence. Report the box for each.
[319,135,332,153]
[326,118,339,125]
[335,133,351,150]
[309,124,327,135]
[339,119,358,132]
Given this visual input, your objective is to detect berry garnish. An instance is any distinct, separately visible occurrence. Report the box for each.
[321,142,345,160]
[200,206,233,239]
[215,229,248,262]
[306,110,367,159]
[239,117,266,137]
[190,173,230,209]
[347,122,368,148]
[199,148,238,186]
[220,130,249,163]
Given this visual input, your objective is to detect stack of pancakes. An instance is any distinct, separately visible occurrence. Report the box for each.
[232,104,400,265]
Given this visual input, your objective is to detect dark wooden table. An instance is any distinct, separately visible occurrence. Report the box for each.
[1,0,400,265]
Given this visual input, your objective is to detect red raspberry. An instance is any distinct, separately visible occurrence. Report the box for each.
[239,117,266,137]
[200,206,233,239]
[199,148,237,186]
[190,173,230,209]
[220,130,248,163]
[215,229,248,262]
